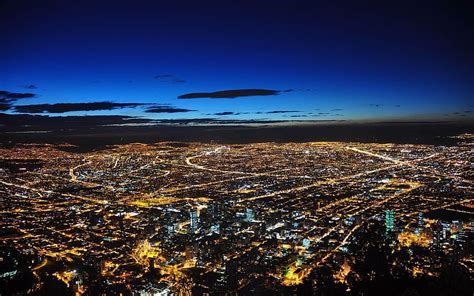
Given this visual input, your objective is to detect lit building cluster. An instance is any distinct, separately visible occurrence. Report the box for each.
[0,135,472,294]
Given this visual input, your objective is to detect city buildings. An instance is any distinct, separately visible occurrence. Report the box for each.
[0,136,472,295]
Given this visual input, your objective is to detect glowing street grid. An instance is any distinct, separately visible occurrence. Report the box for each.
[0,135,472,294]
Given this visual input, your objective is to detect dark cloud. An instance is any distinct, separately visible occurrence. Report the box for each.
[0,104,11,111]
[19,84,38,89]
[1,114,272,133]
[154,74,187,83]
[13,102,144,114]
[154,74,175,79]
[145,106,195,113]
[153,118,284,125]
[369,104,383,107]
[178,89,283,99]
[452,112,469,117]
[0,90,36,111]
[283,88,310,92]
[214,112,235,116]
[331,108,343,111]
[0,90,36,102]
[0,113,154,132]
[266,110,300,114]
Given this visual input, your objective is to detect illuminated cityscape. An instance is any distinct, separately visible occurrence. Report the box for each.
[0,134,472,295]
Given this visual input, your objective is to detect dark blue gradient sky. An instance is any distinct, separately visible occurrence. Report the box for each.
[1,0,473,122]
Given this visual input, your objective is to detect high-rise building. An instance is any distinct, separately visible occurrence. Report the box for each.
[166,224,175,236]
[245,208,254,222]
[385,210,394,234]
[190,209,199,233]
[302,238,311,249]
[418,212,424,227]
[210,224,220,235]
[414,212,424,234]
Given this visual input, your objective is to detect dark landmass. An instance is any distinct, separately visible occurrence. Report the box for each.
[0,113,472,152]
[0,121,472,152]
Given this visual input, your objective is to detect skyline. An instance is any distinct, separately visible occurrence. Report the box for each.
[1,1,473,125]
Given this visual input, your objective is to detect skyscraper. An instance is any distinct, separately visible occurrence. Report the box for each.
[190,209,199,233]
[385,210,394,234]
[245,208,254,222]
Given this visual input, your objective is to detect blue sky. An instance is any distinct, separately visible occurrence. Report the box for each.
[1,0,473,123]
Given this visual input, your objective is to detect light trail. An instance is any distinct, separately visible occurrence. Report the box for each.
[344,146,401,163]
[32,258,49,271]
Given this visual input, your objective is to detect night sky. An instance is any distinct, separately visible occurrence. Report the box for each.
[1,0,473,124]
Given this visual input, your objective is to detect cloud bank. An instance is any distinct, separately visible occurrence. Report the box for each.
[0,90,37,111]
[145,106,196,113]
[178,89,288,99]
[13,102,144,113]
[0,90,36,102]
